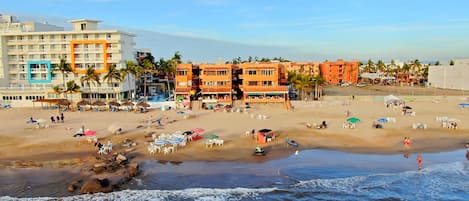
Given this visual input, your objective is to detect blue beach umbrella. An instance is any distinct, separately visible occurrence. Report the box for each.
[378,118,388,123]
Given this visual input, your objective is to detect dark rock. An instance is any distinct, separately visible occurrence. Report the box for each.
[126,162,139,178]
[116,154,127,164]
[80,178,113,194]
[67,184,76,192]
[92,162,107,173]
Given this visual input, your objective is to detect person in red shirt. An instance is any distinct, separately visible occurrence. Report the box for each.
[417,155,423,170]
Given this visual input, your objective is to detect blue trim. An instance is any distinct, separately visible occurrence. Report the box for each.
[27,61,52,83]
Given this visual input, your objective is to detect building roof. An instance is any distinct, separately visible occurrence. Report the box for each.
[67,19,102,23]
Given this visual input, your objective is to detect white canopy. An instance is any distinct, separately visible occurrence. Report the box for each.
[384,95,403,105]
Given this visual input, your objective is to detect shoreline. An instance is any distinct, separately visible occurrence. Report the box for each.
[1,94,468,195]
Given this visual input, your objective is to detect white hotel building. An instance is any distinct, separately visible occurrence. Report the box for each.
[0,15,136,107]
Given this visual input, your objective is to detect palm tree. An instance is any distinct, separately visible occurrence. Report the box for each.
[294,74,313,101]
[364,59,375,73]
[80,65,101,100]
[121,61,138,100]
[141,57,155,100]
[376,60,386,73]
[450,60,455,65]
[52,85,64,98]
[103,64,122,100]
[435,61,440,66]
[64,80,80,101]
[53,58,72,88]
[311,76,325,100]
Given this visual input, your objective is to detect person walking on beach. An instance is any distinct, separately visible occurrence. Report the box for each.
[56,115,60,123]
[404,137,411,149]
[50,116,55,123]
[60,113,64,123]
[417,155,423,170]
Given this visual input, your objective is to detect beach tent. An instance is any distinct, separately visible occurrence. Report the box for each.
[203,134,219,139]
[384,95,403,106]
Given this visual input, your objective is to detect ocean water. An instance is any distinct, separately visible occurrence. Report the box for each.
[1,149,469,201]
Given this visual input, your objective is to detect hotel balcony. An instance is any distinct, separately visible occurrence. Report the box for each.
[200,86,232,93]
[80,86,123,93]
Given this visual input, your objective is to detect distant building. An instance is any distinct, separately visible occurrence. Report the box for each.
[319,59,359,85]
[281,62,320,77]
[428,59,469,90]
[0,15,136,107]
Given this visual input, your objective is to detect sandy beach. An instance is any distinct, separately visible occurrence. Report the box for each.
[1,95,468,168]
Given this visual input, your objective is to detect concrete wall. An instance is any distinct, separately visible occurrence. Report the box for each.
[428,59,469,90]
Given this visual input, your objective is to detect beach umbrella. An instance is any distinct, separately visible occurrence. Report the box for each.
[108,100,121,107]
[84,130,96,136]
[192,128,205,134]
[403,106,412,110]
[203,134,219,139]
[377,118,388,123]
[92,100,106,106]
[57,99,71,106]
[459,103,469,108]
[346,117,361,123]
[258,129,272,133]
[122,101,135,106]
[137,102,150,108]
[77,99,91,106]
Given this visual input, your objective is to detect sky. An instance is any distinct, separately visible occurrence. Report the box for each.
[2,0,469,62]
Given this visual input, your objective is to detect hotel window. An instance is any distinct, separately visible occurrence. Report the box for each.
[248,81,258,86]
[40,45,44,50]
[19,45,24,50]
[39,35,44,41]
[95,34,99,39]
[263,81,273,86]
[84,34,88,39]
[177,82,187,87]
[248,70,257,75]
[18,36,24,40]
[62,35,66,40]
[261,70,274,75]
[107,33,111,39]
[80,23,87,31]
[217,70,227,76]
[41,54,46,59]
[177,70,187,76]
[205,70,216,75]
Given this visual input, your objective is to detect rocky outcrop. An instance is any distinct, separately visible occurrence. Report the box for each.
[79,178,113,194]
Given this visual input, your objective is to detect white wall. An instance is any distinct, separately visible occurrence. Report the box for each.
[428,59,469,90]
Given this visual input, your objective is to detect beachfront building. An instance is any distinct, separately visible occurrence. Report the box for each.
[319,59,359,85]
[198,63,233,105]
[0,15,136,107]
[281,62,320,77]
[428,59,469,90]
[239,63,288,103]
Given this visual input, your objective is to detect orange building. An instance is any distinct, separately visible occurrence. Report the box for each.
[198,63,233,104]
[319,59,359,85]
[175,63,195,101]
[239,63,288,103]
[281,62,320,77]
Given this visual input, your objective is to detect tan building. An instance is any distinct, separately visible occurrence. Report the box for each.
[0,15,136,107]
[281,62,320,77]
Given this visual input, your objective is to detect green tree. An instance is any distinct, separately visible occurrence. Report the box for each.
[294,74,313,101]
[64,80,80,100]
[364,59,375,73]
[450,60,455,65]
[52,85,64,98]
[52,58,72,88]
[80,65,101,99]
[103,64,122,100]
[435,61,440,65]
[376,60,386,72]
